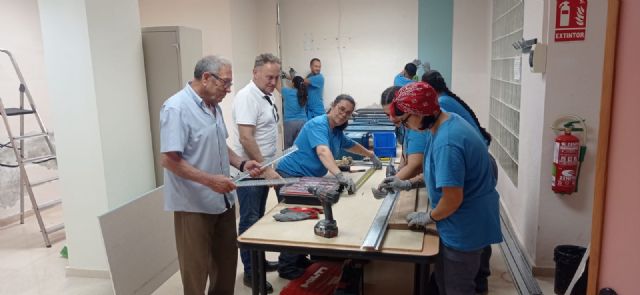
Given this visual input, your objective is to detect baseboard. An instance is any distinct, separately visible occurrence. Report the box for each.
[533,266,555,277]
[0,210,35,227]
[65,266,111,279]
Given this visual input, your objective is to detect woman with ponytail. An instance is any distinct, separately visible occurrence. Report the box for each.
[422,70,492,145]
[280,76,309,148]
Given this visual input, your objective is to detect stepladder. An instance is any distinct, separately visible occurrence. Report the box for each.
[0,48,63,247]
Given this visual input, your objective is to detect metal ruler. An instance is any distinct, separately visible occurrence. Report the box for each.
[361,190,400,251]
[233,145,298,183]
[355,167,377,191]
[235,178,300,187]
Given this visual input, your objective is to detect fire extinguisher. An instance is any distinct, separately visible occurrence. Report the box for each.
[552,120,587,194]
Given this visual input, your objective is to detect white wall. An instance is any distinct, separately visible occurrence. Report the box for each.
[0,0,58,221]
[534,0,607,267]
[451,0,491,127]
[279,0,418,109]
[38,0,155,273]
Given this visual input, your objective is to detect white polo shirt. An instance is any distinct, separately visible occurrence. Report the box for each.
[230,80,279,161]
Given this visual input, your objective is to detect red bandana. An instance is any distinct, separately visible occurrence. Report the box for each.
[390,81,439,118]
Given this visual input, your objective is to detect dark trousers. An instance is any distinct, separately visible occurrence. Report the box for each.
[434,241,483,295]
[174,209,237,295]
[237,185,270,274]
[275,169,308,274]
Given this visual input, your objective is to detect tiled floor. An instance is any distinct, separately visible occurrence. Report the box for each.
[0,202,555,294]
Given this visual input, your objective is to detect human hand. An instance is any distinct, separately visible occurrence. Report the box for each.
[371,155,383,170]
[243,160,262,178]
[262,167,282,180]
[382,176,413,191]
[335,172,356,194]
[405,211,435,230]
[206,175,237,194]
[371,187,388,199]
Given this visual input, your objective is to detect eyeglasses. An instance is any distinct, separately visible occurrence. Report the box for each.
[263,96,280,123]
[210,72,233,88]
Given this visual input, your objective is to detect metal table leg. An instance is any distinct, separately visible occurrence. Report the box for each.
[414,262,430,294]
[257,251,266,294]
[250,250,259,295]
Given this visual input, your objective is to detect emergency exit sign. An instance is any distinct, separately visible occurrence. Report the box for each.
[555,0,588,42]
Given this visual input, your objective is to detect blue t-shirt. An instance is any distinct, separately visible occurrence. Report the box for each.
[394,73,414,87]
[438,94,487,145]
[403,128,429,156]
[307,73,325,119]
[281,87,307,122]
[423,114,502,251]
[277,115,355,177]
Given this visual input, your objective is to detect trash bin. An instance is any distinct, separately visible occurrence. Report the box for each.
[554,245,588,295]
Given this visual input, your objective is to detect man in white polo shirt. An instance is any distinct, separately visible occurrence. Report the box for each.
[231,53,282,293]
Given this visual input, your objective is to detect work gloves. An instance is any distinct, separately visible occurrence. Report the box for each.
[371,155,383,170]
[273,207,323,222]
[382,176,414,191]
[371,187,388,199]
[335,172,356,194]
[405,211,437,230]
[372,176,413,199]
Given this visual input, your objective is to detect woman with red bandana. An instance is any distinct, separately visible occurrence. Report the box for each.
[390,82,502,295]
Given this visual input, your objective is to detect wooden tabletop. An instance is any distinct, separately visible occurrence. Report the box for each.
[238,169,439,258]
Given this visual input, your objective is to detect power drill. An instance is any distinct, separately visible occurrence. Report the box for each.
[308,184,342,238]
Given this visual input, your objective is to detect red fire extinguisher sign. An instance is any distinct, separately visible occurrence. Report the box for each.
[552,129,580,194]
[555,0,588,42]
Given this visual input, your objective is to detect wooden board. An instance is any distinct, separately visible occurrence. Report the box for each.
[388,190,419,229]
[380,229,424,252]
[241,170,423,252]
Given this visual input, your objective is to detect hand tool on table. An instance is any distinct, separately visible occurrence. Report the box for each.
[233,145,298,183]
[308,183,343,238]
[273,207,323,222]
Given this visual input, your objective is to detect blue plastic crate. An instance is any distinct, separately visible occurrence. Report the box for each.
[372,132,396,157]
[338,132,370,160]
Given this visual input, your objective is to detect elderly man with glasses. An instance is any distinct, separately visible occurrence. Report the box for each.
[160,55,261,295]
[230,53,283,293]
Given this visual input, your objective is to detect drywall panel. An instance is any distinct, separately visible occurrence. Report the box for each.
[278,0,418,109]
[99,187,178,295]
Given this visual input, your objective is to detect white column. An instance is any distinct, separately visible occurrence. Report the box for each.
[38,0,155,275]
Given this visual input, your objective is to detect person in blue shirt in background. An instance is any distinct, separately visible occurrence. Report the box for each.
[390,82,502,295]
[279,76,308,149]
[305,58,325,119]
[275,94,383,279]
[393,62,418,87]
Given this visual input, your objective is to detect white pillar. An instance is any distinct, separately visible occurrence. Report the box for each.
[38,0,155,276]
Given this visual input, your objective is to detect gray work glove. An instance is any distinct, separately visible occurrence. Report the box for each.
[405,211,436,230]
[382,176,413,191]
[371,187,388,199]
[335,172,356,194]
[371,155,383,170]
[273,211,313,222]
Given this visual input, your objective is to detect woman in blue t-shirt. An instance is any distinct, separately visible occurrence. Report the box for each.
[274,94,383,279]
[422,70,496,294]
[390,82,502,295]
[280,76,308,149]
[372,86,429,198]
